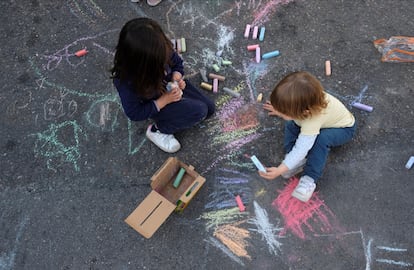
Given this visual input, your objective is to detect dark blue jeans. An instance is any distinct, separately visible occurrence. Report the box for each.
[152,80,215,134]
[284,120,356,182]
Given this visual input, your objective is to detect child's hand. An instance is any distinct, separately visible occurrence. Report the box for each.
[177,79,186,90]
[258,167,279,180]
[169,88,183,102]
[172,71,182,82]
[263,101,279,116]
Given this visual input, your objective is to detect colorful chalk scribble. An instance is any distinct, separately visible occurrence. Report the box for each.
[272,177,343,240]
[213,221,251,260]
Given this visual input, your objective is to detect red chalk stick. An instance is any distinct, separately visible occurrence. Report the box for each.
[75,49,88,57]
[235,195,246,212]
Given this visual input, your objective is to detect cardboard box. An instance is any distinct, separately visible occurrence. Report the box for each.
[125,157,206,238]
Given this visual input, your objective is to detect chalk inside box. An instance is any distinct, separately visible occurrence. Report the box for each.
[125,157,205,238]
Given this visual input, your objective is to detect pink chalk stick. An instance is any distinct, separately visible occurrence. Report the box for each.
[75,49,87,57]
[212,78,218,93]
[235,195,245,212]
[252,26,259,39]
[247,44,259,51]
[244,24,251,38]
[255,46,261,63]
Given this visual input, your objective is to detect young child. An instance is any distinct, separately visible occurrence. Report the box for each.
[259,71,356,202]
[111,18,215,153]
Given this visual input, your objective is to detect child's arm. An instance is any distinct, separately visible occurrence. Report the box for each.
[170,51,184,76]
[259,134,316,180]
[259,163,289,180]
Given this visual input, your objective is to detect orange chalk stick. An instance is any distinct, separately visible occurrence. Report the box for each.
[235,195,245,212]
[75,49,88,57]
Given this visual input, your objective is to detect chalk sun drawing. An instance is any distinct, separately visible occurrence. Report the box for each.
[272,177,343,240]
[249,201,284,256]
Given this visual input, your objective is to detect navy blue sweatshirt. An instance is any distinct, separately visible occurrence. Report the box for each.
[113,51,184,121]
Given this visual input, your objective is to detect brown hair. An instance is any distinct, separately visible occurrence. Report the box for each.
[270,71,327,119]
[111,18,173,99]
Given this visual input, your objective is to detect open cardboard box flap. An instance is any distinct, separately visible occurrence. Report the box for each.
[125,157,205,238]
[125,190,176,239]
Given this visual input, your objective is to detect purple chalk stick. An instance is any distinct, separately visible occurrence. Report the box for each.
[352,102,373,112]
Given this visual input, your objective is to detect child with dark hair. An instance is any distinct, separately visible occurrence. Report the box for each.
[111,18,215,153]
[259,71,356,202]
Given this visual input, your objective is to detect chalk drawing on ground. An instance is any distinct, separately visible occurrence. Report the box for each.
[314,229,413,270]
[66,0,108,26]
[0,216,28,270]
[272,177,344,240]
[31,120,86,172]
[213,221,251,260]
[248,201,284,256]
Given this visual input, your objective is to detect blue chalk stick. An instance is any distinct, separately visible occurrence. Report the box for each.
[259,27,266,41]
[262,50,280,59]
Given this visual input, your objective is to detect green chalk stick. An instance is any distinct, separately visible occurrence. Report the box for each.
[173,167,186,188]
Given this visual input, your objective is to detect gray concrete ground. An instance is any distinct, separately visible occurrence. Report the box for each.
[1,0,413,269]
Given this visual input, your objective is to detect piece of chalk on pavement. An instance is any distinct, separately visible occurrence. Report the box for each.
[200,82,213,91]
[212,78,219,93]
[252,26,259,39]
[255,47,261,63]
[222,87,240,98]
[262,50,280,59]
[75,49,88,57]
[244,24,251,38]
[212,64,220,72]
[257,93,263,102]
[199,68,208,82]
[325,60,331,76]
[405,156,414,169]
[235,195,246,212]
[259,27,266,41]
[181,38,186,52]
[247,44,259,51]
[352,102,373,112]
[222,60,232,65]
[208,73,225,81]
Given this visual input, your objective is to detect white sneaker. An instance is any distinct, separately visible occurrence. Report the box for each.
[146,125,181,153]
[291,175,316,202]
[282,158,307,179]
